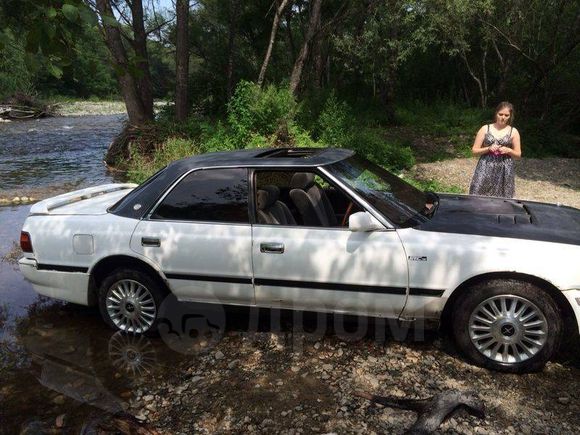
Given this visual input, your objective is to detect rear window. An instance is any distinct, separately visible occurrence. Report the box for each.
[150,168,249,223]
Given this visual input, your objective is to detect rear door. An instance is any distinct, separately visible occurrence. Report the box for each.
[130,168,254,305]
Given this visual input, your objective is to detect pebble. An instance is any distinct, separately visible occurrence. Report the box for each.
[314,342,321,350]
[52,395,66,405]
[143,395,154,402]
[557,396,570,404]
[214,350,225,360]
[291,366,300,372]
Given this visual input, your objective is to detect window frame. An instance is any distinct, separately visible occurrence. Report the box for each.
[145,166,251,225]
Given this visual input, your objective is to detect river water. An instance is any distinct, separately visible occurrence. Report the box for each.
[0,115,191,433]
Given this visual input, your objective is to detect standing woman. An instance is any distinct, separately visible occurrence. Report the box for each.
[469,102,521,198]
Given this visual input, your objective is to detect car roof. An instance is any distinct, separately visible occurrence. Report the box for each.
[110,148,355,219]
[168,147,353,172]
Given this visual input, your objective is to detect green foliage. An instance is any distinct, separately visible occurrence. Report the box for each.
[396,100,489,136]
[348,129,415,172]
[402,176,464,194]
[127,137,200,184]
[316,93,354,147]
[0,32,35,100]
[227,80,298,148]
[518,120,578,159]
[314,94,415,171]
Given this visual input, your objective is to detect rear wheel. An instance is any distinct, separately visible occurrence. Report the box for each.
[98,268,165,334]
[452,279,562,373]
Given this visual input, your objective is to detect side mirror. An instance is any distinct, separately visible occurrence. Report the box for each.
[348,211,384,232]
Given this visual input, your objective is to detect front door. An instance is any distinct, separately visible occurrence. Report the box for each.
[251,169,408,318]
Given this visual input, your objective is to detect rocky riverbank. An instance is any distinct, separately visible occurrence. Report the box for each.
[55,101,127,116]
[121,323,578,434]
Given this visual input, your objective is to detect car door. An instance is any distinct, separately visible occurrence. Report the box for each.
[251,169,408,318]
[130,168,255,305]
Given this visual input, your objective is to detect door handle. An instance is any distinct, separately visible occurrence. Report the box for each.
[141,237,160,247]
[260,242,284,254]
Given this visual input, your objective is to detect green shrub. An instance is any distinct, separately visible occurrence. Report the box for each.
[127,137,200,184]
[316,93,354,147]
[227,80,298,148]
[396,100,488,136]
[0,33,35,100]
[348,128,415,172]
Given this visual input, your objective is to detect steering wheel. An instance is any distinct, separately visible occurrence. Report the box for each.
[341,202,355,227]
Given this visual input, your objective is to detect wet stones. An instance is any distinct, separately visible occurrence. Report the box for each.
[0,196,36,206]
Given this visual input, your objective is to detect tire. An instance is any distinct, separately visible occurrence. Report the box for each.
[452,279,562,373]
[98,268,166,334]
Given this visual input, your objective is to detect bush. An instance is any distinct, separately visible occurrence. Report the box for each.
[349,128,415,172]
[0,33,35,101]
[127,137,200,184]
[314,94,415,171]
[227,80,298,148]
[316,93,354,147]
[396,100,489,136]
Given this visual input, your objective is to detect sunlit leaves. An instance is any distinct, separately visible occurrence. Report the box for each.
[61,4,79,22]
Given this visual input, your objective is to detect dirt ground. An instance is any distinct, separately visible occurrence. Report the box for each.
[409,157,580,209]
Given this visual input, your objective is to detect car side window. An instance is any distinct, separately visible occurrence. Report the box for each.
[151,168,249,223]
[254,170,362,227]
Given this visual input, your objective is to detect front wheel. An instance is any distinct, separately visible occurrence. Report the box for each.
[98,268,165,334]
[452,279,562,373]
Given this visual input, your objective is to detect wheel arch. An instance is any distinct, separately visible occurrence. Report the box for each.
[440,272,576,340]
[88,255,169,306]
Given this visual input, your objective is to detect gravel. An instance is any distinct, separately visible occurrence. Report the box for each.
[410,157,580,209]
[126,329,579,434]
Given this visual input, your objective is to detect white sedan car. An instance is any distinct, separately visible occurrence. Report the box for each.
[19,148,580,372]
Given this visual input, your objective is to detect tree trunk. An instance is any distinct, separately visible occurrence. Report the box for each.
[381,23,399,123]
[258,0,291,87]
[226,0,239,100]
[312,24,324,89]
[285,8,297,64]
[175,0,190,121]
[289,0,323,95]
[95,0,151,126]
[130,0,155,120]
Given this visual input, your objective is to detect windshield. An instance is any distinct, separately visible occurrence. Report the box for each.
[327,156,431,228]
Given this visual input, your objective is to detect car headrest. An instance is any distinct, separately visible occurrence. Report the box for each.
[289,172,315,190]
[261,185,280,207]
[256,190,270,210]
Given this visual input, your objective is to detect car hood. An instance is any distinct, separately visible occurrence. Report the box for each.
[415,194,580,245]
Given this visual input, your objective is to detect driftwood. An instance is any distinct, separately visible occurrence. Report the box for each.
[355,390,485,435]
[0,104,48,119]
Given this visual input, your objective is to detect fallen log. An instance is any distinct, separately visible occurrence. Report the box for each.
[355,390,485,434]
[0,104,48,119]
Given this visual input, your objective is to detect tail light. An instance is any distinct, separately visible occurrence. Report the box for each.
[20,231,33,253]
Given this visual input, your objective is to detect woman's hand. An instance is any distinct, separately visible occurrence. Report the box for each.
[498,146,511,155]
[489,144,500,153]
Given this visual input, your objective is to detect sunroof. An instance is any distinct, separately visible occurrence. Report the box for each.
[255,148,319,158]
